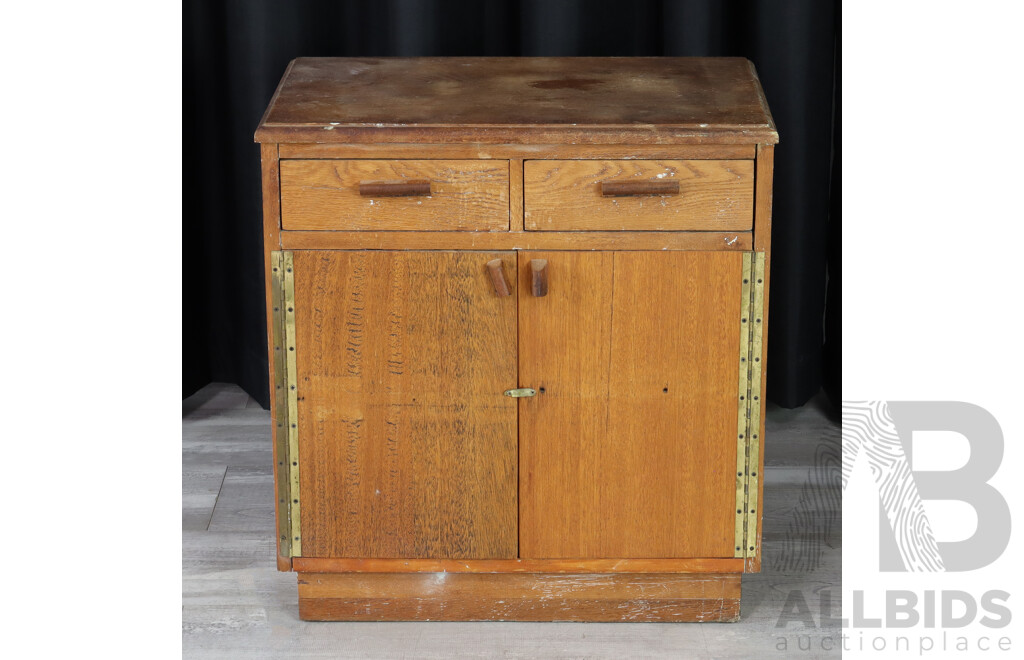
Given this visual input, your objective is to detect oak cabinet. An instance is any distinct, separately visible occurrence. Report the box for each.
[256,57,777,622]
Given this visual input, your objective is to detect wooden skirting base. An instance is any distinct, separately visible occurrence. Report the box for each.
[297,572,741,622]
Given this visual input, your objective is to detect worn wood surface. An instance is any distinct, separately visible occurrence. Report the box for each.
[601,179,680,196]
[528,259,548,297]
[278,142,758,160]
[280,160,509,231]
[297,572,740,622]
[753,145,774,253]
[748,144,775,573]
[525,160,753,231]
[292,251,518,558]
[255,58,778,145]
[485,259,511,297]
[292,557,744,573]
[518,251,743,559]
[259,144,290,571]
[509,158,525,231]
[269,252,293,565]
[357,180,431,197]
[280,230,752,251]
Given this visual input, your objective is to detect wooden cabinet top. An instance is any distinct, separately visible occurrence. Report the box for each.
[255,57,777,145]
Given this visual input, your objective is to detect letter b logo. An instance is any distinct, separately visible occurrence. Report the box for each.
[843,401,1010,572]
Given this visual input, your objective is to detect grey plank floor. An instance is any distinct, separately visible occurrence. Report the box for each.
[184,383,841,659]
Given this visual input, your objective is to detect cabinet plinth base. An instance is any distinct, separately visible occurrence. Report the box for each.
[297,572,741,622]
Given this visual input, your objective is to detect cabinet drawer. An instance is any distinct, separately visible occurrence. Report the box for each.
[524,160,753,231]
[280,160,509,231]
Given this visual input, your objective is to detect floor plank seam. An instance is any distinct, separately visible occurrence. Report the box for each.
[206,466,229,531]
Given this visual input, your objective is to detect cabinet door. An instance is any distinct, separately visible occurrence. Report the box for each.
[518,251,744,559]
[293,251,518,559]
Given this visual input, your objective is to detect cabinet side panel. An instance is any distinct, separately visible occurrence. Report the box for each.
[270,252,291,560]
[519,251,743,558]
[260,144,290,570]
[748,144,775,571]
[293,251,518,559]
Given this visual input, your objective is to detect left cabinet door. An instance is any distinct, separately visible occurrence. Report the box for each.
[290,251,518,559]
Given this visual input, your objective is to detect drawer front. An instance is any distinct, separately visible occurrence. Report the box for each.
[280,160,509,231]
[524,160,753,231]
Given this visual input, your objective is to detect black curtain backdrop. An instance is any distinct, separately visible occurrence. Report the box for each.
[184,0,839,410]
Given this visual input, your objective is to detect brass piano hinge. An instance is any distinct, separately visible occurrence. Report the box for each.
[271,251,301,557]
[734,251,766,560]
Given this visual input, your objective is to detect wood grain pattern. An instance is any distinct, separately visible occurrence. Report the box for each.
[255,57,778,146]
[270,253,294,563]
[529,259,548,297]
[601,180,679,196]
[297,572,741,622]
[292,251,518,559]
[509,159,525,231]
[262,125,772,146]
[280,230,752,252]
[282,253,301,555]
[259,143,290,572]
[518,251,744,559]
[292,557,744,573]
[747,144,775,573]
[486,259,511,297]
[280,160,509,231]
[524,160,754,231]
[753,145,774,253]
[278,142,757,160]
[358,180,431,197]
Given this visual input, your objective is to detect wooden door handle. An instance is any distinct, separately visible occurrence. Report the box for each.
[486,259,511,297]
[358,180,431,197]
[530,259,548,297]
[600,180,679,196]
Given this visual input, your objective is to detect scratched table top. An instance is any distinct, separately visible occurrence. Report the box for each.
[255,57,778,145]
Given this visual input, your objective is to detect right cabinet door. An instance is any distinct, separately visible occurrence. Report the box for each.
[518,250,745,559]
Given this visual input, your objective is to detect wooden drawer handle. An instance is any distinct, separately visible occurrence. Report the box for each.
[530,259,548,297]
[358,180,431,197]
[600,180,679,196]
[486,259,511,297]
